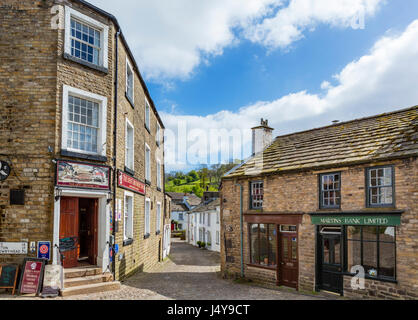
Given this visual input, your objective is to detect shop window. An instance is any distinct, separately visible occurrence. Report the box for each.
[366,166,394,207]
[346,226,396,280]
[250,181,263,209]
[249,224,277,267]
[319,172,341,209]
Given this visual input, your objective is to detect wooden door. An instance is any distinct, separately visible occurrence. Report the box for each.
[87,199,98,266]
[60,197,79,268]
[279,232,299,288]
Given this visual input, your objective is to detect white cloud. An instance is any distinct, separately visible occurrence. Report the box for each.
[162,20,418,169]
[88,0,383,80]
[88,0,279,81]
[244,0,384,48]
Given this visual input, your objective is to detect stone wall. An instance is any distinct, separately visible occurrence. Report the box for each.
[0,0,58,263]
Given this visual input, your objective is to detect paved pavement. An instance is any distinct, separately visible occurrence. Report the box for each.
[0,239,332,300]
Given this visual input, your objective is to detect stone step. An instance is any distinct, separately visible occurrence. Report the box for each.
[64,274,111,288]
[60,281,121,297]
[64,267,102,279]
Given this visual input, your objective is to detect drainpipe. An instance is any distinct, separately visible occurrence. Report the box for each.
[112,28,121,280]
[235,183,244,278]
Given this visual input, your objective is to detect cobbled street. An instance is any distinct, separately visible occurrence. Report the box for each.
[0,239,335,300]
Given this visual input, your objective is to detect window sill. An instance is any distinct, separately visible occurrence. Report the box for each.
[144,124,151,134]
[343,273,397,284]
[246,263,277,271]
[63,53,108,74]
[156,231,161,236]
[157,187,162,192]
[61,149,107,162]
[144,233,150,240]
[145,180,151,186]
[125,92,135,109]
[123,238,133,247]
[156,141,160,148]
[124,166,135,177]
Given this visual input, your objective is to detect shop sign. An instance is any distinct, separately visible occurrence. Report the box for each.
[311,215,401,226]
[37,241,51,261]
[0,242,28,255]
[118,171,145,195]
[56,160,110,190]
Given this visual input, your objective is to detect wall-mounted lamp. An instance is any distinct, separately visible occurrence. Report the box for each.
[107,192,113,204]
[55,188,62,201]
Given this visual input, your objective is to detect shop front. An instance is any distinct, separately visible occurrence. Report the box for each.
[244,214,303,289]
[52,160,112,271]
[311,212,402,296]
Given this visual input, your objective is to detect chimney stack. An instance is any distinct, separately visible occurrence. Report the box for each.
[252,118,274,155]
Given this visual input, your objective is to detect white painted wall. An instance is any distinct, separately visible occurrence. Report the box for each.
[187,206,220,253]
[171,211,188,231]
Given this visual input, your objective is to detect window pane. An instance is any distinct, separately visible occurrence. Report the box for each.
[379,242,395,278]
[250,224,259,264]
[363,226,378,241]
[268,225,277,266]
[333,238,341,265]
[347,240,362,271]
[282,237,289,260]
[291,237,297,260]
[323,239,330,264]
[347,226,361,241]
[259,224,268,265]
[363,241,378,276]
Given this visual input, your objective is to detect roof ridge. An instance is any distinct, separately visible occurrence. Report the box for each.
[275,105,418,140]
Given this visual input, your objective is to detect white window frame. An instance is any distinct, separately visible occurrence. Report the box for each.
[64,6,109,69]
[145,97,151,130]
[145,143,151,182]
[126,58,134,103]
[124,191,134,241]
[156,202,162,233]
[62,85,107,157]
[145,198,151,236]
[157,159,162,189]
[125,118,134,171]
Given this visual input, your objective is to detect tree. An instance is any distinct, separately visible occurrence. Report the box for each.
[188,170,199,181]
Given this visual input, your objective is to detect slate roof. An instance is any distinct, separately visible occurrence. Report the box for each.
[167,192,202,211]
[189,198,220,213]
[225,106,418,178]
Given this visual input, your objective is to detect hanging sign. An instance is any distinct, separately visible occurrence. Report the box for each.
[19,258,46,296]
[311,215,401,226]
[56,160,110,190]
[0,160,11,182]
[117,170,145,195]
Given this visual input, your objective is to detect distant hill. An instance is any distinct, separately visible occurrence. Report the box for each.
[165,163,240,197]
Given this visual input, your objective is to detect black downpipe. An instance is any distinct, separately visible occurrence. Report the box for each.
[112,29,121,279]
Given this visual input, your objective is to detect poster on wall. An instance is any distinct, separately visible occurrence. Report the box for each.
[56,160,110,190]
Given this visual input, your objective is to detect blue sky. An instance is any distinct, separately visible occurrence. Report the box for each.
[89,0,418,172]
[149,0,417,116]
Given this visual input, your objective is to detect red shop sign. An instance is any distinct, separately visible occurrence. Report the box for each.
[19,258,45,295]
[118,171,146,195]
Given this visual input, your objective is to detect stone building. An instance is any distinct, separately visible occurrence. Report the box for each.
[167,192,201,231]
[220,106,417,299]
[0,0,168,293]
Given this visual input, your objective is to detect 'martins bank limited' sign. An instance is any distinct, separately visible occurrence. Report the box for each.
[311,215,401,226]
